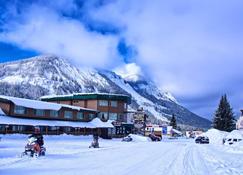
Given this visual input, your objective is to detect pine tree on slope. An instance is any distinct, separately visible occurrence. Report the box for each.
[213,95,235,132]
[170,114,177,129]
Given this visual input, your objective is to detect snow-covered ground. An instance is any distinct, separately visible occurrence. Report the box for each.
[1,134,243,175]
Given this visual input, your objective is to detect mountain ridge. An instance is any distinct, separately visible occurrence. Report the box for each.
[0,55,211,129]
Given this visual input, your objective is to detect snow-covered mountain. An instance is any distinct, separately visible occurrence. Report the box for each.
[0,55,211,128]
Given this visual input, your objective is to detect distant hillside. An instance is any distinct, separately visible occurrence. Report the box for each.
[0,55,211,129]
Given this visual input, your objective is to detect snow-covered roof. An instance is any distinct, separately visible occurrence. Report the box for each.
[0,108,5,115]
[0,115,113,128]
[41,92,130,99]
[40,93,131,104]
[171,128,183,135]
[226,130,243,139]
[0,95,96,112]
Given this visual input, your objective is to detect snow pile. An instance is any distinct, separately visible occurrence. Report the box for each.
[225,130,243,139]
[202,128,228,145]
[128,134,151,142]
[234,140,243,147]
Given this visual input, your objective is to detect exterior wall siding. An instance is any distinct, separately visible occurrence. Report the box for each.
[0,101,96,122]
[72,100,85,108]
[87,100,98,109]
[41,96,129,123]
[0,101,11,115]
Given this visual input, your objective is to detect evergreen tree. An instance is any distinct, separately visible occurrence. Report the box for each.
[170,114,177,129]
[213,95,235,132]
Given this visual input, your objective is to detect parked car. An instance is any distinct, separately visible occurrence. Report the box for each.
[195,136,209,144]
[149,133,161,141]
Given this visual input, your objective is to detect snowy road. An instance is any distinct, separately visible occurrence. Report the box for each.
[1,135,243,175]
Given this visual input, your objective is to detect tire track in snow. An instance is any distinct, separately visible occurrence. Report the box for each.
[199,145,242,175]
[182,145,210,175]
[161,143,187,175]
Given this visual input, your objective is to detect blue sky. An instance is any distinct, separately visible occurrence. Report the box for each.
[1,0,243,120]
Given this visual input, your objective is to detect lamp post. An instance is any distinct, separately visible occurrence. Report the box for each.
[143,113,148,136]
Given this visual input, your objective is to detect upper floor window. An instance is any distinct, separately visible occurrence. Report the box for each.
[35,109,45,116]
[50,110,58,117]
[111,101,118,107]
[14,105,25,115]
[77,112,84,120]
[98,100,108,107]
[64,111,73,119]
[109,113,118,121]
[124,103,127,110]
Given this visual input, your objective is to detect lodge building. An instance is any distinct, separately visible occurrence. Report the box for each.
[40,93,130,122]
[0,93,133,138]
[40,93,133,137]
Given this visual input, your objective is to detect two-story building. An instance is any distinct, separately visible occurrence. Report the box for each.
[40,93,133,137]
[0,95,113,138]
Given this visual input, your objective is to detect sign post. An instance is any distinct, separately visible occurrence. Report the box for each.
[133,108,148,136]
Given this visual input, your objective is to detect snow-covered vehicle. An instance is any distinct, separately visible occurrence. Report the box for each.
[223,130,243,145]
[195,136,209,144]
[122,135,133,142]
[224,138,242,145]
[149,133,161,141]
[22,136,46,157]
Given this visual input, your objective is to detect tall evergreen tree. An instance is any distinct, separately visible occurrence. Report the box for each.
[170,114,177,129]
[213,95,235,132]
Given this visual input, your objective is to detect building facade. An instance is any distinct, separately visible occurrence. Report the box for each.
[0,95,113,138]
[41,93,133,137]
[236,110,243,130]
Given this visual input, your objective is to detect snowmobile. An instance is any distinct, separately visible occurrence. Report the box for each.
[89,134,99,148]
[22,136,46,157]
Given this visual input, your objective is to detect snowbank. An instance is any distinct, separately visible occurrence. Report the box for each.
[128,134,151,142]
[225,130,243,139]
[202,128,228,145]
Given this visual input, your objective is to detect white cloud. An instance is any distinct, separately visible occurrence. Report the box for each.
[114,63,143,81]
[1,0,243,118]
[0,3,122,68]
[89,0,243,117]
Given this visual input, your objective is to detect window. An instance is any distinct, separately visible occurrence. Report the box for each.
[124,103,127,109]
[88,113,95,120]
[50,110,58,117]
[109,113,118,121]
[111,101,118,107]
[14,106,25,114]
[36,109,45,116]
[64,111,73,119]
[77,112,84,120]
[98,112,108,120]
[99,100,108,106]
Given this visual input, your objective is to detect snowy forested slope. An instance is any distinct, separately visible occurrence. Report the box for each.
[0,55,210,128]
